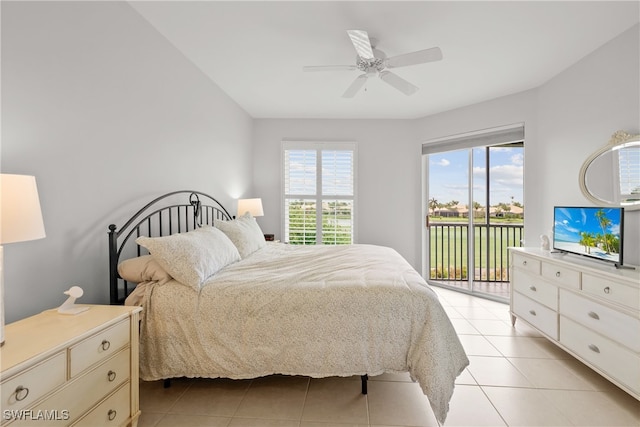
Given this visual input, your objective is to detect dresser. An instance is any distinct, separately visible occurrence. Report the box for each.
[1,305,142,426]
[509,247,640,399]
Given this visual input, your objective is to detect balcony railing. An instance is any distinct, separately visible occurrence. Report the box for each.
[429,222,524,282]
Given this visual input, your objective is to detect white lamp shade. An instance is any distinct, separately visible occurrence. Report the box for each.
[1,174,46,244]
[237,198,264,217]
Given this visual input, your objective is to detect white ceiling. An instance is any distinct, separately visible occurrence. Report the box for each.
[129,1,639,120]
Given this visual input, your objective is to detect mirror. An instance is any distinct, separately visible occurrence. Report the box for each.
[579,130,640,210]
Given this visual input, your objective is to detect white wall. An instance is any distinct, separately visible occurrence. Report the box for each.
[1,2,254,322]
[536,24,639,265]
[414,23,639,267]
[252,92,538,272]
[412,20,639,270]
[252,119,421,266]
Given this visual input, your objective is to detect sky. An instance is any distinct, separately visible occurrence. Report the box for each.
[428,145,524,207]
[553,207,622,244]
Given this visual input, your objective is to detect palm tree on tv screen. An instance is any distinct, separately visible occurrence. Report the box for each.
[595,209,613,254]
[579,231,595,254]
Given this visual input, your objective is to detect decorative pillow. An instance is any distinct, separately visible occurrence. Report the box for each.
[216,212,266,258]
[118,255,172,284]
[136,226,240,290]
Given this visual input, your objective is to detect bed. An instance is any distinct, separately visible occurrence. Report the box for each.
[108,191,469,423]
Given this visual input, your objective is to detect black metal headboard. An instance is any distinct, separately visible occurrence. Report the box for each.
[108,190,232,304]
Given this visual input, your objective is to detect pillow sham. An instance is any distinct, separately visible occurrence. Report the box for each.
[118,254,172,284]
[136,226,240,290]
[216,212,266,258]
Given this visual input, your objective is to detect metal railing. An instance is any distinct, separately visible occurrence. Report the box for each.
[429,222,524,282]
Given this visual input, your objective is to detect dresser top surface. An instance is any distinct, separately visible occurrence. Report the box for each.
[510,247,640,283]
[1,305,141,376]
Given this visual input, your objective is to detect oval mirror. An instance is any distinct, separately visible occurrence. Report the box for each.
[579,130,640,210]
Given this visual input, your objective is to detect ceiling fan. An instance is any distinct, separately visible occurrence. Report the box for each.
[303,29,443,98]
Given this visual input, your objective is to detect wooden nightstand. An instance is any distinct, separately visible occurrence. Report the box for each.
[1,305,142,426]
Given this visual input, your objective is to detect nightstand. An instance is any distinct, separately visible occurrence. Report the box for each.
[0,305,142,426]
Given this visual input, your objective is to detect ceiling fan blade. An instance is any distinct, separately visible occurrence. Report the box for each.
[386,47,443,68]
[342,74,368,98]
[379,71,419,96]
[303,65,357,72]
[347,29,374,59]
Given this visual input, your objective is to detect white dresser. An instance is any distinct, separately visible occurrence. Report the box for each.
[1,305,142,426]
[509,247,640,399]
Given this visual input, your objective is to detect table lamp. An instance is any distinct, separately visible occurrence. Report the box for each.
[237,198,264,217]
[1,174,46,345]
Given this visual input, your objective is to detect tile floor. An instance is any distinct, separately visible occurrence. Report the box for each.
[138,286,640,427]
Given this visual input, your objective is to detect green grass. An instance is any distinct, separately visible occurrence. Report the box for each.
[429,219,523,280]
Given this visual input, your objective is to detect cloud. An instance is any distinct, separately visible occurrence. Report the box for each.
[433,158,450,167]
[491,164,524,186]
[470,164,523,203]
[511,153,524,166]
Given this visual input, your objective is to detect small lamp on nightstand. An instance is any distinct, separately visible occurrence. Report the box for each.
[237,198,264,217]
[0,174,46,346]
[237,198,274,241]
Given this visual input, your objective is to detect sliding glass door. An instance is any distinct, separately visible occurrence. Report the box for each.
[423,128,524,301]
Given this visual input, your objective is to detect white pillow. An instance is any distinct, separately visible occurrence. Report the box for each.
[136,226,240,290]
[118,255,172,284]
[216,212,266,258]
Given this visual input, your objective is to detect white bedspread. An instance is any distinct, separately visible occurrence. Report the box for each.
[130,243,468,423]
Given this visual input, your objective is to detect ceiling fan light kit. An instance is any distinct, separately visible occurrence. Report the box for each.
[303,29,442,98]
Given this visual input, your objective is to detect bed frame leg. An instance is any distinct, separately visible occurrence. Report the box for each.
[361,375,368,394]
[163,379,171,388]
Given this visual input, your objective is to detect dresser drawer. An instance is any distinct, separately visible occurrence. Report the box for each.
[560,316,640,395]
[512,253,541,275]
[69,319,129,377]
[541,262,580,289]
[513,292,558,339]
[582,273,639,311]
[72,382,130,427]
[0,351,66,416]
[559,289,640,352]
[16,348,130,426]
[512,269,558,309]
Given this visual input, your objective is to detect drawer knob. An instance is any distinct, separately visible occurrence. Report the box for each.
[555,271,561,278]
[107,370,117,382]
[603,286,610,294]
[529,309,537,316]
[101,340,111,351]
[588,344,600,353]
[14,386,30,402]
[522,260,527,266]
[529,285,537,292]
[108,409,117,421]
[588,311,600,320]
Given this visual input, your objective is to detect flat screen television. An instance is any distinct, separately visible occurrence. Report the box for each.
[553,206,624,266]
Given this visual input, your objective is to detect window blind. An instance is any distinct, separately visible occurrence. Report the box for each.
[283,142,356,244]
[422,124,525,154]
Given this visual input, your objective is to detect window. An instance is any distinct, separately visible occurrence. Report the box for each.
[618,146,640,201]
[283,142,356,244]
